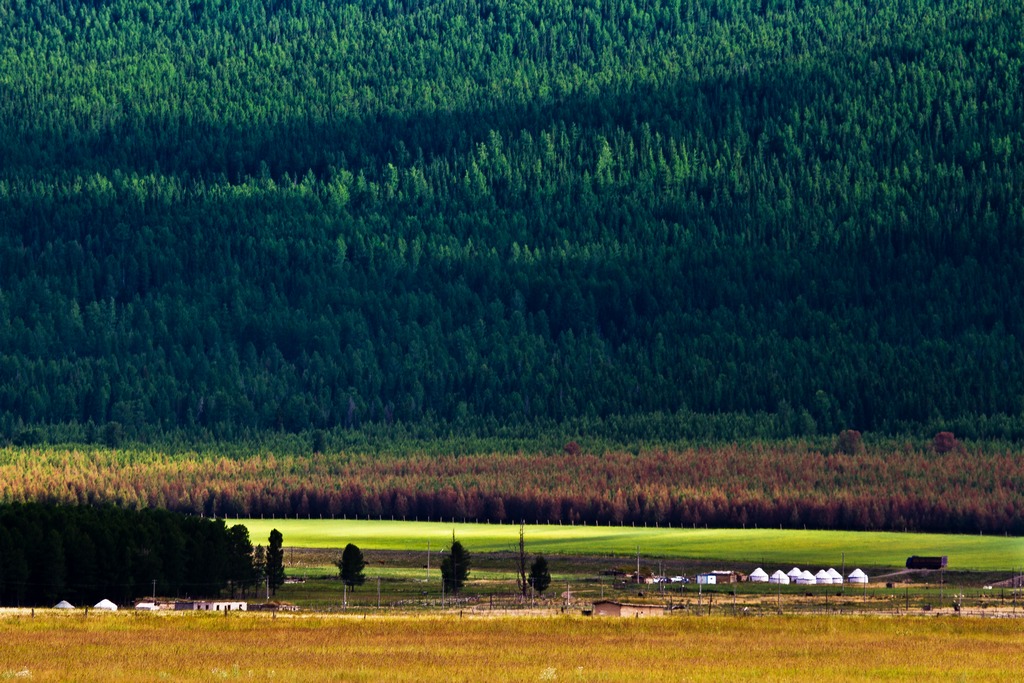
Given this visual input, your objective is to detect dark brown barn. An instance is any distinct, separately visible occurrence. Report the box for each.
[906,556,947,570]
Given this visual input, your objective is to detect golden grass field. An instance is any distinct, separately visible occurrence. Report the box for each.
[1,611,1021,681]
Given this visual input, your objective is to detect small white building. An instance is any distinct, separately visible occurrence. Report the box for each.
[787,567,803,582]
[54,600,75,609]
[769,570,790,585]
[826,568,843,584]
[135,602,159,611]
[848,568,869,584]
[748,568,770,583]
[93,599,118,611]
[815,569,833,585]
[796,571,817,585]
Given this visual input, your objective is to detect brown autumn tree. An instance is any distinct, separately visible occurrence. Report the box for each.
[932,431,961,454]
[837,429,864,455]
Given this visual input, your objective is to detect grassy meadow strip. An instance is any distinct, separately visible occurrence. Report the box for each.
[234,519,1024,571]
[0,612,1021,682]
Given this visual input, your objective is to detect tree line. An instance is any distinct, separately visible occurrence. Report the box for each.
[3,438,1019,534]
[0,503,283,607]
[0,0,1022,441]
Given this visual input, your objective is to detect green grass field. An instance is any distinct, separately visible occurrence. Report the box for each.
[233,519,1023,571]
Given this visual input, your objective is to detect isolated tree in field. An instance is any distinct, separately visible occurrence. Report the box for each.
[267,529,285,595]
[336,543,366,589]
[440,535,471,595]
[516,523,528,599]
[529,556,551,595]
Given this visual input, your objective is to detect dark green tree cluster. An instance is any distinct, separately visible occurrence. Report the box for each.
[266,528,286,595]
[336,543,367,589]
[0,0,1022,440]
[441,537,471,595]
[528,556,551,595]
[0,504,259,607]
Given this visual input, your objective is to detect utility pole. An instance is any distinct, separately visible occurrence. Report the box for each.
[636,546,641,584]
[152,579,156,600]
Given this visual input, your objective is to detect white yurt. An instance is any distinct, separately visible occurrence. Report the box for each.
[769,570,790,585]
[748,568,770,583]
[827,568,843,584]
[815,569,833,584]
[93,599,118,611]
[54,600,75,609]
[787,567,803,582]
[848,568,869,584]
[796,570,817,585]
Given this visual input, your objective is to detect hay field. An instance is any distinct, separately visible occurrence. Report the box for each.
[0,611,1021,681]
[235,519,1024,571]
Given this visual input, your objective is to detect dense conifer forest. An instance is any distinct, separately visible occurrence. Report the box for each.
[1,0,1022,441]
[0,503,262,606]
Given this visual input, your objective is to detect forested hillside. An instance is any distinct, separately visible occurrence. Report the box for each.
[1,0,1022,441]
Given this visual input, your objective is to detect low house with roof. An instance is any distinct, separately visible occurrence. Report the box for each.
[697,570,742,585]
[591,600,665,617]
[194,600,247,612]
